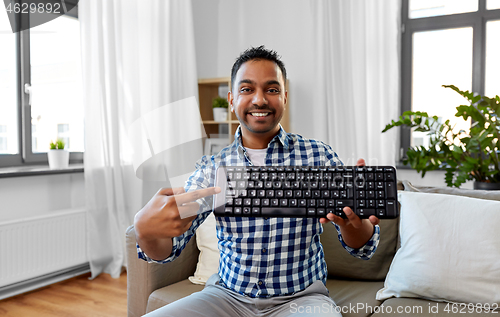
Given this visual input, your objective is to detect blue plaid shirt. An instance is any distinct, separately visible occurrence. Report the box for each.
[138,126,380,298]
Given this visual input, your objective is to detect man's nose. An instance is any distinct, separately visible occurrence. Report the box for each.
[252,89,267,106]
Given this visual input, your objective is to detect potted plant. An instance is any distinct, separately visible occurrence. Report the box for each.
[212,96,228,122]
[48,139,69,169]
[382,85,500,189]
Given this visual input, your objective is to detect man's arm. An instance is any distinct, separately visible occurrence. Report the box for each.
[134,186,220,262]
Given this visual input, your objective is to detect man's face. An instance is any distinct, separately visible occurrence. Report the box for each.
[229,59,287,139]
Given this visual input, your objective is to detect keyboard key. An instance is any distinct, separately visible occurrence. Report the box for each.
[385,182,396,199]
[262,207,307,216]
[336,200,353,207]
[358,209,375,217]
[386,200,397,217]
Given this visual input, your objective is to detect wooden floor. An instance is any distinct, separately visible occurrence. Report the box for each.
[0,271,127,317]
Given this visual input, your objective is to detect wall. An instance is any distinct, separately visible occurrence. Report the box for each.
[0,173,85,223]
[397,168,474,189]
[192,0,219,79]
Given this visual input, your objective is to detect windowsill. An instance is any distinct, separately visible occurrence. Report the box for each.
[395,163,413,170]
[0,163,84,178]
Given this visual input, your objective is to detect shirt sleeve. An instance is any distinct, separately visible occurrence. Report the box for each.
[333,223,380,260]
[136,155,215,264]
[319,141,343,167]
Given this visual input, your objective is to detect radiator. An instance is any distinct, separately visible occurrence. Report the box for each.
[0,208,88,289]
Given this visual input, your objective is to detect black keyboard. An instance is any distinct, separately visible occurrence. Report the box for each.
[213,166,398,219]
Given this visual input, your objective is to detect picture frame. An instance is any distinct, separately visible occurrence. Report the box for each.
[204,138,229,156]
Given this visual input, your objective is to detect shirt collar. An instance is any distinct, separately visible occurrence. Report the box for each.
[233,125,290,150]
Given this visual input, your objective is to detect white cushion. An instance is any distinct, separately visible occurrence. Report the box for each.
[376,191,500,305]
[188,212,219,285]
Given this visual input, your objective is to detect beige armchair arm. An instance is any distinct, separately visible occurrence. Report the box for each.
[125,225,199,317]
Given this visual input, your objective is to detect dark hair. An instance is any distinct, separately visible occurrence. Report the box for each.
[230,45,287,91]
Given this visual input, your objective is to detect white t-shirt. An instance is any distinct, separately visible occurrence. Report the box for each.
[244,147,267,166]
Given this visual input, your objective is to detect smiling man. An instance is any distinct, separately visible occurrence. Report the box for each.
[134,46,380,317]
[230,56,287,149]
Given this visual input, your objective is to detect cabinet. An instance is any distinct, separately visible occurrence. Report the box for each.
[198,77,290,151]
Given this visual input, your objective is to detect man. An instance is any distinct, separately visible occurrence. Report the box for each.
[134,46,380,316]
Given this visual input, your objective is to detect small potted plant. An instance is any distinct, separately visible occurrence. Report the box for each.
[212,96,228,122]
[383,85,500,189]
[48,139,69,169]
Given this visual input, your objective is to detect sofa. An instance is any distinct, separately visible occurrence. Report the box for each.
[126,181,500,317]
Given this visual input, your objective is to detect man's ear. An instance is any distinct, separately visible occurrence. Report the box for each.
[228,91,234,113]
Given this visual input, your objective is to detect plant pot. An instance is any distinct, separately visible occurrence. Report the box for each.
[473,181,500,190]
[213,108,228,122]
[48,149,70,169]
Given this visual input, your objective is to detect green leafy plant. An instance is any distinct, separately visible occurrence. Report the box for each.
[212,96,228,109]
[382,85,500,188]
[49,139,66,150]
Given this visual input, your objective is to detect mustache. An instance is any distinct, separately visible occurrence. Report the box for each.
[246,106,274,113]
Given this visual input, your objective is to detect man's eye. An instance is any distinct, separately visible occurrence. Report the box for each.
[240,88,252,93]
[268,88,280,93]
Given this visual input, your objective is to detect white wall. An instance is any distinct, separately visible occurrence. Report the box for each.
[192,0,219,79]
[0,173,85,223]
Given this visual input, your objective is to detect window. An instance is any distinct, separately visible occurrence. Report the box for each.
[400,0,500,160]
[57,123,70,148]
[0,8,18,157]
[0,125,8,152]
[0,3,83,167]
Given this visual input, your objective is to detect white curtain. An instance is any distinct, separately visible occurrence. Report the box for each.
[311,0,400,166]
[79,0,199,278]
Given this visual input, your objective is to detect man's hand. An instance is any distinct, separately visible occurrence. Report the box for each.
[134,186,220,261]
[319,158,380,249]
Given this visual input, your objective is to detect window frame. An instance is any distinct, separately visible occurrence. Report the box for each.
[400,0,500,161]
[0,1,82,168]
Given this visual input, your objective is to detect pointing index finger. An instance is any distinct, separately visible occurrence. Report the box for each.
[175,187,221,205]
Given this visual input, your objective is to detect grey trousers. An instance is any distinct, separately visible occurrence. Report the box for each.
[144,274,342,317]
